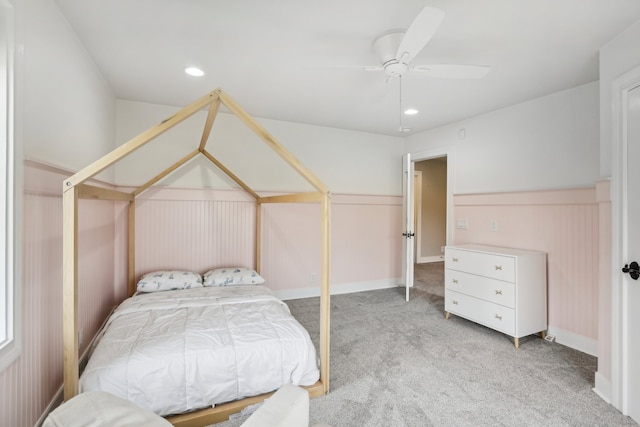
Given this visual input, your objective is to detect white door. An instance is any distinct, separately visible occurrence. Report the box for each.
[401,153,415,301]
[624,85,640,423]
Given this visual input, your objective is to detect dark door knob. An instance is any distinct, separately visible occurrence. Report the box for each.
[622,261,639,280]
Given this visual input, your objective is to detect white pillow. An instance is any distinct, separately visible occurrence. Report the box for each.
[136,270,203,293]
[203,267,265,286]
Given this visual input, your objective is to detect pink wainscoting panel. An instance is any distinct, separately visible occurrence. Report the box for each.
[453,187,601,344]
[131,189,403,292]
[260,194,402,292]
[332,195,402,285]
[77,199,120,348]
[0,162,119,427]
[260,202,321,291]
[133,194,257,279]
[113,201,132,302]
[9,191,64,426]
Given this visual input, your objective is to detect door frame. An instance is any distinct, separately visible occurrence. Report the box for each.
[407,147,454,249]
[610,63,640,415]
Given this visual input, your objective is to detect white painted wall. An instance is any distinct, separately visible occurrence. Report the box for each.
[405,82,600,194]
[21,0,115,180]
[600,19,640,178]
[115,99,404,195]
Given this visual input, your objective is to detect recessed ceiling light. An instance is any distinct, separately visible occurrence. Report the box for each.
[185,67,204,77]
[404,108,419,115]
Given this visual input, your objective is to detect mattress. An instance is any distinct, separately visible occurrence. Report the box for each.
[79,285,319,416]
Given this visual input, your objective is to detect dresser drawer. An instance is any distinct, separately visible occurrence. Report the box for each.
[445,247,515,282]
[445,290,516,336]
[445,269,515,308]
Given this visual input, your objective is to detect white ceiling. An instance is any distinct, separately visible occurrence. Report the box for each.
[54,0,640,136]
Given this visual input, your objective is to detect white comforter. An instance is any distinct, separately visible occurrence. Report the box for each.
[79,285,319,416]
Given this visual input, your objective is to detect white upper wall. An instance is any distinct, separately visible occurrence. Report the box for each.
[17,0,611,197]
[600,19,640,178]
[405,82,600,194]
[21,0,115,180]
[115,99,404,195]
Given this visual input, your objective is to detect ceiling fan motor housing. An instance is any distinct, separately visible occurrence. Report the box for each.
[373,30,409,76]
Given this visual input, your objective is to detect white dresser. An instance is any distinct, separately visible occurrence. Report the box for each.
[444,244,547,347]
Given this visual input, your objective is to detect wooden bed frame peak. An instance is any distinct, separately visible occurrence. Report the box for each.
[62,88,331,426]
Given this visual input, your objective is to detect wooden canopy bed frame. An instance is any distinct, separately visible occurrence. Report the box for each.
[62,88,331,426]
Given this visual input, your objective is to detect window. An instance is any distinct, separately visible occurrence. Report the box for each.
[0,0,19,372]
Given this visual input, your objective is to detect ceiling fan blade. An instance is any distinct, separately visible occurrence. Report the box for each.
[396,7,445,64]
[411,64,490,79]
[307,64,383,71]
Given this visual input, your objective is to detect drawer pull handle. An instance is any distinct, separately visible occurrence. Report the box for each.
[452,257,459,262]
[495,290,502,295]
[452,300,459,305]
[452,279,458,284]
[495,265,502,270]
[495,314,502,321]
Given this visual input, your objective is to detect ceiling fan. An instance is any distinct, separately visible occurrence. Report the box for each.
[362,6,490,80]
[352,6,490,132]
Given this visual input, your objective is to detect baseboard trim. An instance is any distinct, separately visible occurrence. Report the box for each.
[547,326,597,356]
[593,371,612,404]
[417,255,444,263]
[275,278,400,301]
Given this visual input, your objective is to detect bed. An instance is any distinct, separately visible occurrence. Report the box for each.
[62,88,331,426]
[79,273,319,417]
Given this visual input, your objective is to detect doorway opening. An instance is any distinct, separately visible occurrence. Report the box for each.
[414,157,447,263]
[412,156,447,298]
[402,148,452,301]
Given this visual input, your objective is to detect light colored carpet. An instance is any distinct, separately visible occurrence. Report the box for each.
[216,263,636,426]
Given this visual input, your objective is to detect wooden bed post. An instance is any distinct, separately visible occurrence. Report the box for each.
[128,200,136,296]
[198,99,220,152]
[320,192,331,393]
[62,186,79,400]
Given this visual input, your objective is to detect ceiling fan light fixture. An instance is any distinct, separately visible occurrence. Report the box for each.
[185,67,205,77]
[383,60,409,77]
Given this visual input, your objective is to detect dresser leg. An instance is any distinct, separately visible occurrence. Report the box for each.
[445,311,450,320]
[514,337,519,348]
[540,330,546,339]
